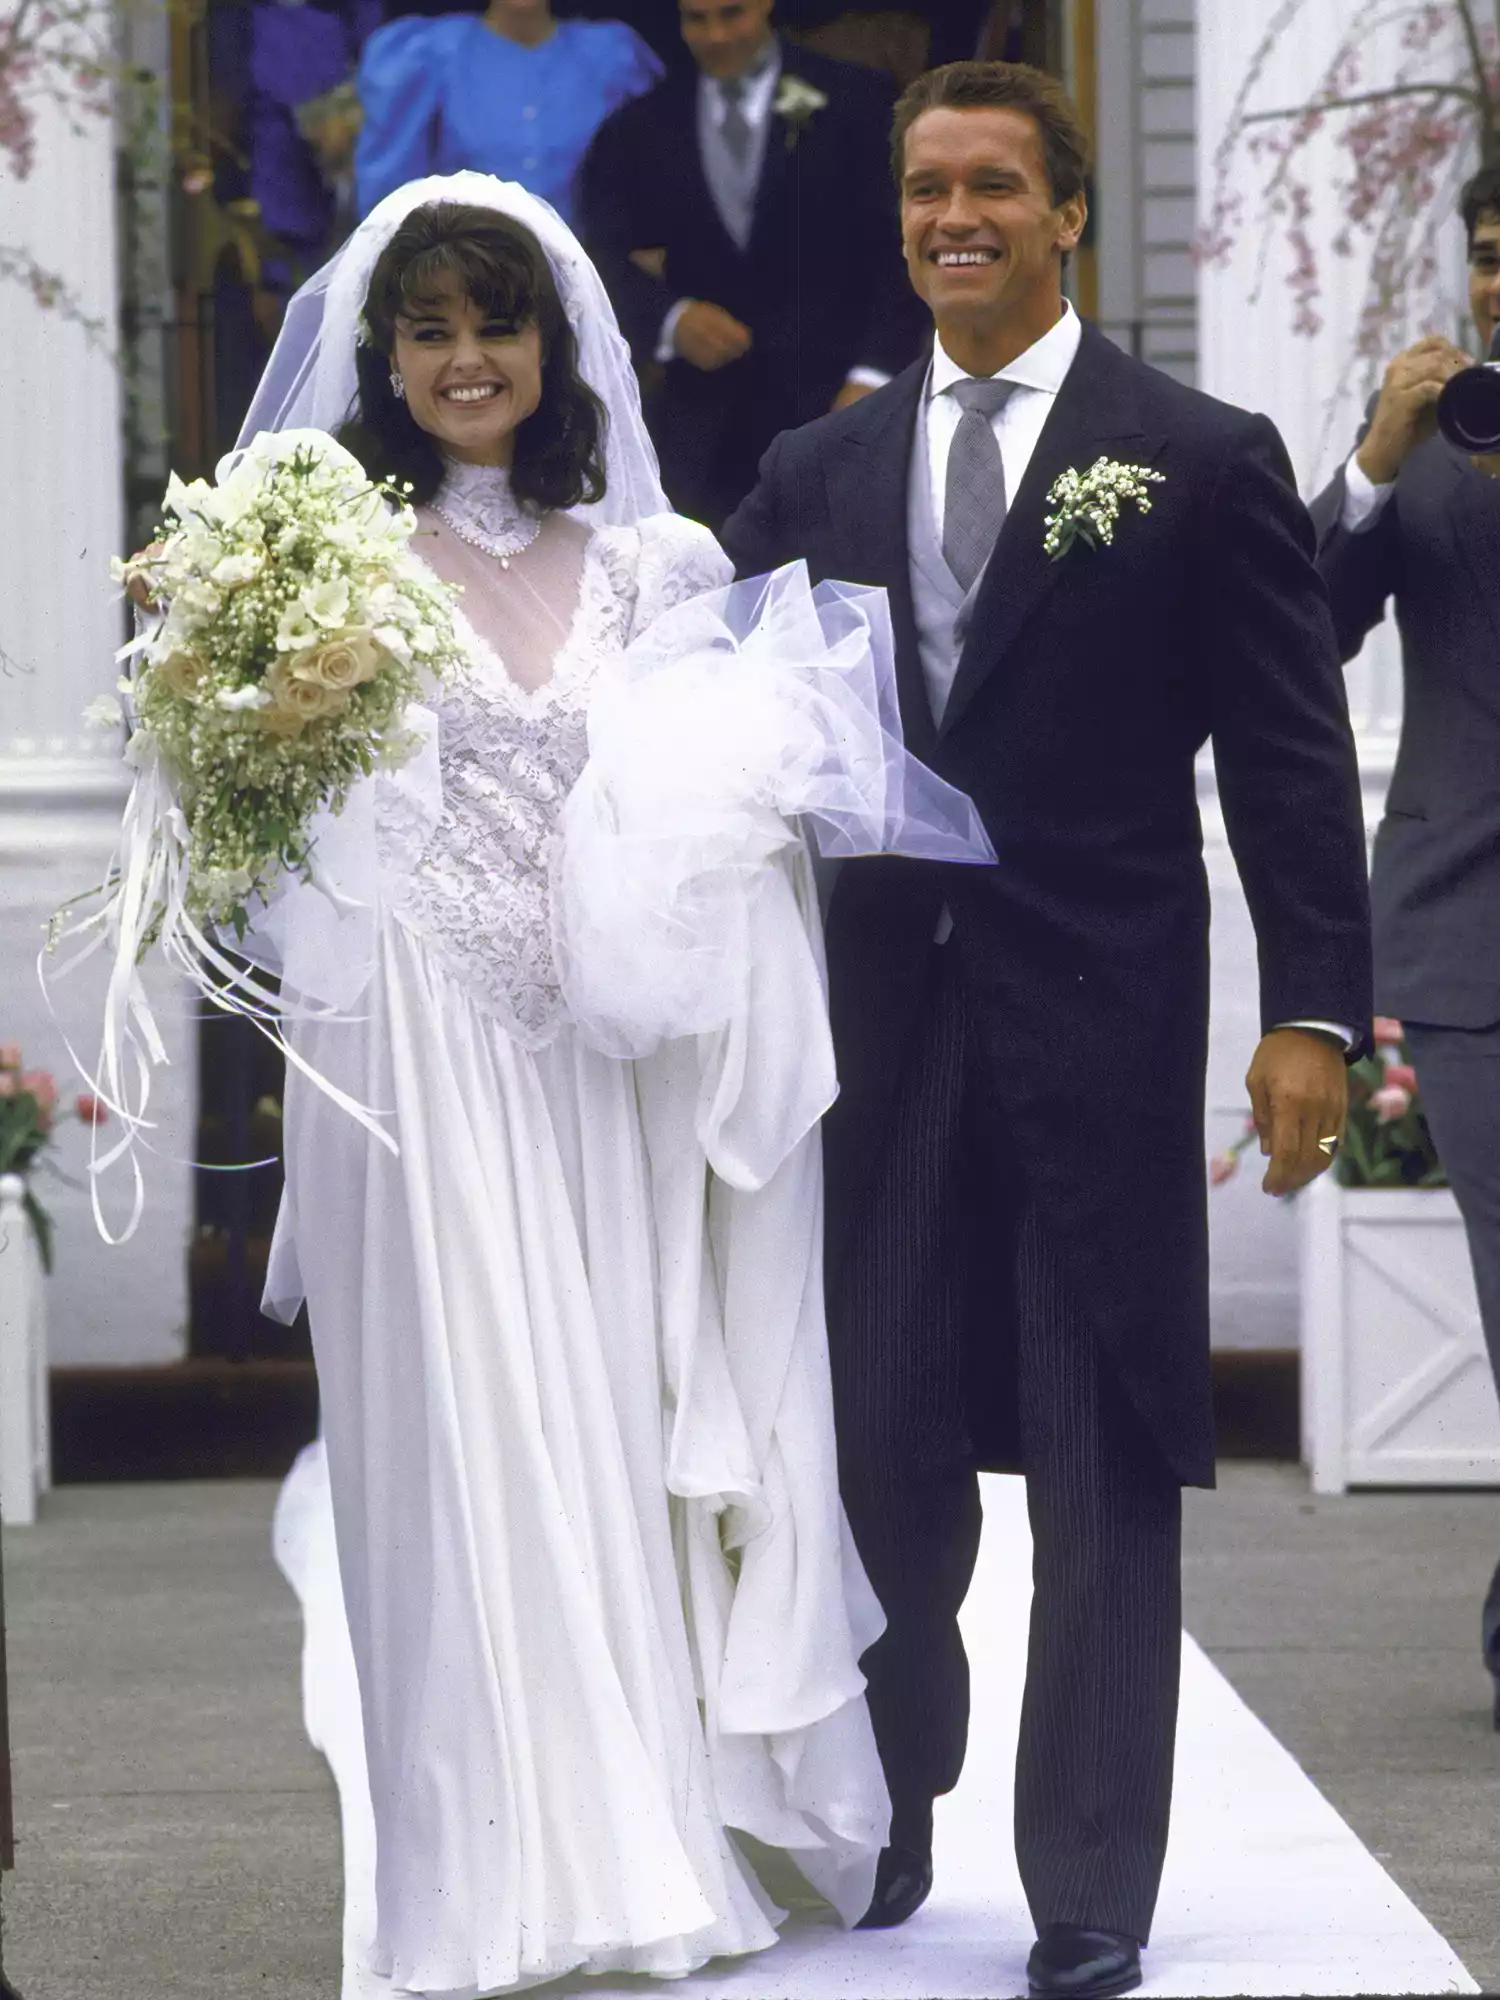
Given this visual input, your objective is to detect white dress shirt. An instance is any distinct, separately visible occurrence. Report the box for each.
[925,300,1084,545]
[1340,450,1393,533]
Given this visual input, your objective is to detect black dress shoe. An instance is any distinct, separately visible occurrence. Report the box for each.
[1027,1924,1142,1999]
[855,1842,933,1929]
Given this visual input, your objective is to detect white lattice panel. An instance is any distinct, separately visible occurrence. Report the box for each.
[1301,1176,1500,1492]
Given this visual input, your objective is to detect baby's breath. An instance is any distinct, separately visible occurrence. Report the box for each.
[1042,457,1165,562]
[125,431,465,938]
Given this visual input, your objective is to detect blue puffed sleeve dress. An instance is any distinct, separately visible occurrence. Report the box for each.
[354,14,662,226]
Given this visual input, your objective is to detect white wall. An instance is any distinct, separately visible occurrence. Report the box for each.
[0,64,193,1365]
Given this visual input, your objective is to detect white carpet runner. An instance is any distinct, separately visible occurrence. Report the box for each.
[278,1453,1480,1998]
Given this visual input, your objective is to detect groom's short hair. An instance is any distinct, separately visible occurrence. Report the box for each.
[891,61,1090,207]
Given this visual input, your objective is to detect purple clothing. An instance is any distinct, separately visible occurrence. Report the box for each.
[251,0,381,256]
[354,13,661,225]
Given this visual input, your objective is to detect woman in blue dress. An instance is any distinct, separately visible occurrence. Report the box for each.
[354,0,661,226]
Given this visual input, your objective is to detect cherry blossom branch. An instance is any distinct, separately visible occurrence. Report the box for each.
[1239,81,1484,125]
[1202,1,1494,363]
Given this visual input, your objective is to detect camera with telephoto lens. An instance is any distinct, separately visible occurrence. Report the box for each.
[1437,326,1500,453]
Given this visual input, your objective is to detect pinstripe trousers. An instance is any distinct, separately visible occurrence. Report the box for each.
[827,941,1183,1943]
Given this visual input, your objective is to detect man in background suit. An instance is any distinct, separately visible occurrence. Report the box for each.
[1310,161,1500,1734]
[725,61,1372,1999]
[578,0,925,527]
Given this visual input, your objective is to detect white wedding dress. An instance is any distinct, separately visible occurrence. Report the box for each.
[262,462,892,2000]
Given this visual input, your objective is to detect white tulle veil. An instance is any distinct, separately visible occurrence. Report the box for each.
[235,171,670,527]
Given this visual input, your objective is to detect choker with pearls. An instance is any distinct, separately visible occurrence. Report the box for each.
[433,458,544,569]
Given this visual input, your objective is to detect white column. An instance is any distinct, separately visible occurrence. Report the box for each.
[0,70,192,1365]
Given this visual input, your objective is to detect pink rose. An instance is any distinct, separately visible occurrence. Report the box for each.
[75,1093,107,1126]
[20,1070,57,1112]
[1371,1083,1413,1124]
[0,1072,14,1097]
[1382,1062,1418,1093]
[1209,1151,1240,1187]
[0,1042,20,1070]
[1373,1016,1405,1047]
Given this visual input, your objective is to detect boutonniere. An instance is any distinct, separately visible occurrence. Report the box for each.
[773,74,828,149]
[1042,457,1165,562]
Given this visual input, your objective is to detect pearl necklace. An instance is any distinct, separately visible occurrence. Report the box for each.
[433,459,544,570]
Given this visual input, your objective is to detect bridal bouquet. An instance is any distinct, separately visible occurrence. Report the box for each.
[114,429,464,937]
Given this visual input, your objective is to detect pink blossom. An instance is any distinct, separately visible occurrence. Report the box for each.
[1382,1061,1418,1093]
[0,1042,19,1069]
[1371,1083,1413,1124]
[0,1072,14,1098]
[20,1074,57,1128]
[1209,1151,1241,1188]
[1373,1017,1405,1047]
[20,1069,56,1108]
[75,1092,106,1126]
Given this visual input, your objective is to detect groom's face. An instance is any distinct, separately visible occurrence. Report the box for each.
[899,106,1085,337]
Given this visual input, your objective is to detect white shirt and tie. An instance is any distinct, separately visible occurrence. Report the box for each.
[654,47,888,391]
[656,52,783,361]
[920,303,1353,1049]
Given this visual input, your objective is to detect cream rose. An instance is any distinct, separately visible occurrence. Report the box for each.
[151,650,209,700]
[290,632,383,692]
[263,655,350,735]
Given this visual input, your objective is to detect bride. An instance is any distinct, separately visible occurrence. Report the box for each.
[177,172,992,1999]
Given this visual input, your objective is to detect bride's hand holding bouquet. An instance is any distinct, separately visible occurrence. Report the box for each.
[114,428,465,938]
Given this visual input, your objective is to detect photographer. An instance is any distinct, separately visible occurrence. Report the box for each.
[1309,161,1500,1731]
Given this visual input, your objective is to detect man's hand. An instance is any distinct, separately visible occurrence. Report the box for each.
[1356,334,1472,487]
[123,542,166,610]
[831,377,876,412]
[1245,1028,1349,1197]
[673,300,752,372]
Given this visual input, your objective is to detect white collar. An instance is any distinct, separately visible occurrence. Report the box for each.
[702,41,781,104]
[433,457,543,564]
[928,300,1081,402]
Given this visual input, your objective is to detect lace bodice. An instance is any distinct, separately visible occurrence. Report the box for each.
[376,473,732,1046]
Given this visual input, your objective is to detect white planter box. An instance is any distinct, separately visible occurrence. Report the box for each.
[0,1172,51,1524]
[1300,1172,1500,1493]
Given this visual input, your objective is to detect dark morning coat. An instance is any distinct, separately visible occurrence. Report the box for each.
[722,321,1374,1487]
[1309,434,1500,1028]
[577,41,926,525]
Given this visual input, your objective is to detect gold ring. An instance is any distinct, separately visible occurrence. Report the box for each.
[1317,1135,1339,1155]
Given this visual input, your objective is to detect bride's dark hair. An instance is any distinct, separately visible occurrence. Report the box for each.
[336,202,608,512]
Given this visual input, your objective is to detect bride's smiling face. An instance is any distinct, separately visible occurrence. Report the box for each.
[392,278,544,467]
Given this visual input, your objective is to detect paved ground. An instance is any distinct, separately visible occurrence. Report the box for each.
[1,1465,1497,1999]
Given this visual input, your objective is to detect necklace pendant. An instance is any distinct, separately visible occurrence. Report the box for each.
[501,555,510,570]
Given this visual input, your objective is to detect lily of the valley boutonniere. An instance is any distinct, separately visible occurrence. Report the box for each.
[774,74,828,148]
[1043,457,1165,562]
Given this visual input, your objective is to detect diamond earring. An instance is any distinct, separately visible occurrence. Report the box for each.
[389,370,405,401]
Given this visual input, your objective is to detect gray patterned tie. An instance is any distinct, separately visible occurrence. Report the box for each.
[719,75,751,166]
[943,376,1019,593]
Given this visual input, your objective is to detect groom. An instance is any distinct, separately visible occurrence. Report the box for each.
[722,60,1373,2000]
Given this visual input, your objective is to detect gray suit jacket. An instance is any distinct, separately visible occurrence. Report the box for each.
[1310,437,1500,1027]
